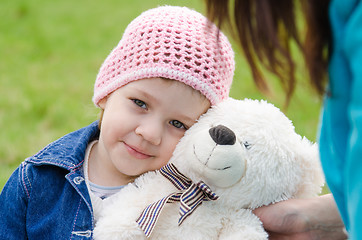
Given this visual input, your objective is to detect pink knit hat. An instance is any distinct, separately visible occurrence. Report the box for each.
[93,6,235,106]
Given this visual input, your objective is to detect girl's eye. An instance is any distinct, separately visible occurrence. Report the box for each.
[132,99,147,109]
[169,120,187,129]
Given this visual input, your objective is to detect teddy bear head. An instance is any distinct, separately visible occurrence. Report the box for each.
[169,98,324,210]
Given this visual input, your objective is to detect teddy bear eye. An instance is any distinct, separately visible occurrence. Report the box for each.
[243,141,251,150]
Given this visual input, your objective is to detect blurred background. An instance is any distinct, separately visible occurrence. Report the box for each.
[0,0,321,190]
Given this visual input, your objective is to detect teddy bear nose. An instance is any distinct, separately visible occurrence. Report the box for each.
[209,125,236,145]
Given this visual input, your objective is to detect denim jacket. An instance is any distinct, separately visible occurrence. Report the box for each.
[0,121,100,239]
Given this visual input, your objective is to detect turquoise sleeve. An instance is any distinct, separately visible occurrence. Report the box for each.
[342,2,362,239]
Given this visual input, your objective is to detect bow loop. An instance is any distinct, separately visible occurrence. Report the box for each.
[136,163,219,237]
[195,181,219,201]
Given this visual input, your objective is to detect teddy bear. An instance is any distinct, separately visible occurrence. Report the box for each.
[93,98,325,240]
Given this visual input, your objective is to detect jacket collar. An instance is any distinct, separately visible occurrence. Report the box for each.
[26,121,100,171]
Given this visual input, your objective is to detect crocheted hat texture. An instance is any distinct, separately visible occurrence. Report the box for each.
[93,6,235,106]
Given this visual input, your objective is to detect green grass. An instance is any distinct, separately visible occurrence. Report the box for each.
[0,0,321,190]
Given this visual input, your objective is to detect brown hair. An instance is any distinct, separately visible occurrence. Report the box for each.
[205,0,331,104]
[98,109,104,129]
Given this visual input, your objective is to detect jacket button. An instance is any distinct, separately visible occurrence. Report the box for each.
[73,176,84,184]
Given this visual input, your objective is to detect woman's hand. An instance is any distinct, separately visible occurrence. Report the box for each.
[253,194,347,240]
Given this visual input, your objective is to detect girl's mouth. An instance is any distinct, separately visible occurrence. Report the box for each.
[123,142,152,159]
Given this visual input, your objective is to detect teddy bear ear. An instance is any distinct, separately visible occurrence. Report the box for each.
[293,137,325,198]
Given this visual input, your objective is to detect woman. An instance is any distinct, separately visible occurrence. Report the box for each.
[205,0,362,239]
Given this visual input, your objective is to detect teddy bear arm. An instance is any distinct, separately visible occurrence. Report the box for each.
[218,210,268,240]
[94,172,179,240]
[93,202,147,240]
[93,221,145,240]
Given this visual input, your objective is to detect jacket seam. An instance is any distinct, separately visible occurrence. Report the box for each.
[26,158,75,170]
[20,162,31,200]
[70,198,83,239]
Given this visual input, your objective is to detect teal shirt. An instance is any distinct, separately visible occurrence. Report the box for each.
[319,0,362,238]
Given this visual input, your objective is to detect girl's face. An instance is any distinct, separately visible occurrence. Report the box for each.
[89,78,210,186]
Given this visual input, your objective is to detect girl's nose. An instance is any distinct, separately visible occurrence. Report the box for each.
[135,118,162,145]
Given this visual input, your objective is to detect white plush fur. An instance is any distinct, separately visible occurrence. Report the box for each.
[93,98,325,240]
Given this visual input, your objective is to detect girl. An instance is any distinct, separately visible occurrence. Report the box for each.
[0,6,235,239]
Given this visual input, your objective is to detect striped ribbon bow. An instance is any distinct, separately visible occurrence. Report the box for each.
[136,163,219,237]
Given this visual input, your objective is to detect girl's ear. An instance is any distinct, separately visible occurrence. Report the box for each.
[98,97,107,109]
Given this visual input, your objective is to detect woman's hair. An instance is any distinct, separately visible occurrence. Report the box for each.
[205,0,331,104]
